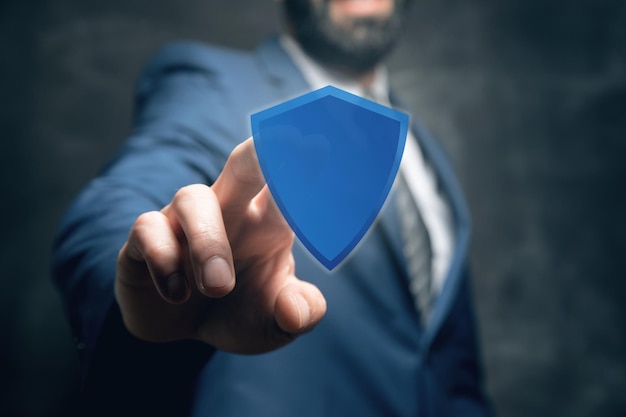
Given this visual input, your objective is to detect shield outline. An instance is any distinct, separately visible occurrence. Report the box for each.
[251,85,408,270]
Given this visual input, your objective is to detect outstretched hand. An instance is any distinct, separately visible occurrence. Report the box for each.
[115,138,326,353]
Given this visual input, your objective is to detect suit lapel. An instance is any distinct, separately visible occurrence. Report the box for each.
[390,93,472,351]
[254,35,311,101]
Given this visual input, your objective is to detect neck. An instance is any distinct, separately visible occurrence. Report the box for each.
[355,70,377,89]
[313,58,380,90]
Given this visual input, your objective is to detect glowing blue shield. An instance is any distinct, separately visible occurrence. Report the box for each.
[251,86,408,270]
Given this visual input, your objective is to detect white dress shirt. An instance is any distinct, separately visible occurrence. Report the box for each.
[280,35,454,293]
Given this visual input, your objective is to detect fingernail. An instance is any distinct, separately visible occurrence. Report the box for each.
[165,273,188,301]
[292,293,310,329]
[202,257,234,291]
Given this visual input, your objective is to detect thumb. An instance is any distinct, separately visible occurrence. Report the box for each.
[274,280,327,334]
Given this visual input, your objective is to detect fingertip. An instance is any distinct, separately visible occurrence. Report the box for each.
[212,138,266,210]
[275,284,326,334]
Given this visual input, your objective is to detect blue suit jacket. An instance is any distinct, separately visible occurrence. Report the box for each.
[53,36,491,417]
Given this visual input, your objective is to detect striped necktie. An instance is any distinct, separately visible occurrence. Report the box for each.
[394,166,434,325]
[363,89,434,324]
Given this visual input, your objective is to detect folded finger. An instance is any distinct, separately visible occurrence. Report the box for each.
[165,184,235,298]
[121,210,190,303]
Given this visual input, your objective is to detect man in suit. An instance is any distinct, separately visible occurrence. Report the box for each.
[53,0,492,415]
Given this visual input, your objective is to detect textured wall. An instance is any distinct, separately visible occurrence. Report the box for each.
[1,0,624,416]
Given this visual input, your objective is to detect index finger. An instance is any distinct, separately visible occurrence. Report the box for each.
[212,138,266,214]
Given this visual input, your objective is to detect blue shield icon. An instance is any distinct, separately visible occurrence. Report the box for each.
[251,86,408,270]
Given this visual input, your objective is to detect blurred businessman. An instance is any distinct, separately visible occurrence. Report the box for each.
[53,0,492,415]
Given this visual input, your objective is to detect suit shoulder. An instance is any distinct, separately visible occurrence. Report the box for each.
[141,40,254,78]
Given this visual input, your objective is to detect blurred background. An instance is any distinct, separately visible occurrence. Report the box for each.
[1,0,625,416]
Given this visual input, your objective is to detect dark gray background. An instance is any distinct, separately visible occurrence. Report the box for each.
[1,0,625,416]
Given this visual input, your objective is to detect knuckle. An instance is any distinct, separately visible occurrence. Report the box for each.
[169,184,228,262]
[128,211,162,245]
[187,228,223,260]
[127,211,179,265]
[143,240,178,264]
[172,184,211,207]
[133,210,161,229]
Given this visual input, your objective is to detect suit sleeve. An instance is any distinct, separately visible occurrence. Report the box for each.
[52,43,238,416]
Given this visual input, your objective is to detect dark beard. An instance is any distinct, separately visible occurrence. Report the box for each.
[284,0,408,74]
